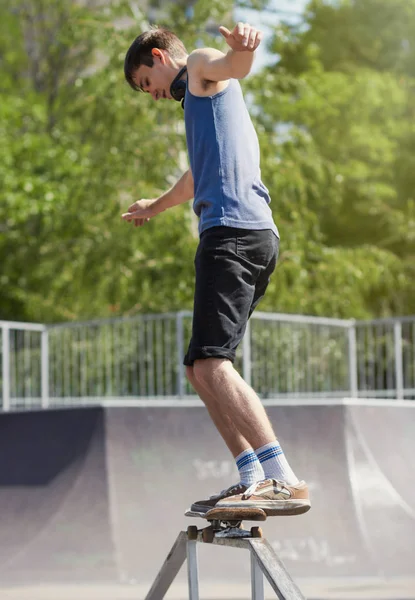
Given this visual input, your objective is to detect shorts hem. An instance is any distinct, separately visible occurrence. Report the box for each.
[183,346,236,367]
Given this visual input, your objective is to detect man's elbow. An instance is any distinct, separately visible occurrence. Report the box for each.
[229,64,251,79]
[231,68,251,80]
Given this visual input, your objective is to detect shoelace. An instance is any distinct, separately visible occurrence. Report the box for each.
[209,483,243,500]
[242,481,261,500]
[242,478,286,500]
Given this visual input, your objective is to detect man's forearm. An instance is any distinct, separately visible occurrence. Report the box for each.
[227,49,255,79]
[155,169,194,212]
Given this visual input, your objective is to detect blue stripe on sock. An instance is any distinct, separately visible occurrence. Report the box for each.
[256,445,282,459]
[236,453,258,469]
[258,449,284,461]
[257,448,283,462]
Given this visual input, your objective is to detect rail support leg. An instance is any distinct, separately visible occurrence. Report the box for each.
[249,538,306,599]
[187,539,200,600]
[144,532,187,600]
[146,530,306,599]
[251,549,265,600]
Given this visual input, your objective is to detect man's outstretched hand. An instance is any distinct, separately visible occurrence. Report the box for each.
[219,22,263,52]
[122,199,159,227]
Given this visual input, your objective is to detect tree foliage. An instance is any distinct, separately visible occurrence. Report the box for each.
[248,0,415,317]
[1,0,414,323]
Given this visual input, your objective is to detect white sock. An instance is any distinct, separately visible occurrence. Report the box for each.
[235,448,265,486]
[255,441,299,485]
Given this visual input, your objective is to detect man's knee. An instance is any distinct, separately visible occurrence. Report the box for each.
[185,365,195,384]
[193,358,230,388]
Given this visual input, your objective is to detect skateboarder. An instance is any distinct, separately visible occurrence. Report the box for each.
[122,23,310,516]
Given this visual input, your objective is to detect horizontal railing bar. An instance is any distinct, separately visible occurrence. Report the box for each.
[251,312,354,327]
[2,313,415,330]
[355,315,415,326]
[1,311,357,331]
[46,311,192,330]
[0,321,45,332]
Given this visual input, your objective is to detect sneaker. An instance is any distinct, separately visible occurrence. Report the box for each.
[215,479,310,516]
[190,482,248,515]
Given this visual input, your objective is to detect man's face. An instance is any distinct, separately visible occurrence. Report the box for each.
[133,49,175,101]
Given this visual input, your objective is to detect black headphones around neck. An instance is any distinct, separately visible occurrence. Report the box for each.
[170,66,187,108]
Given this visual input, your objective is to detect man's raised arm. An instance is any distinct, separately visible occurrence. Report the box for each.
[187,23,262,82]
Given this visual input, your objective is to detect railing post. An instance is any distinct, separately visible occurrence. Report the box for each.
[348,322,358,398]
[41,328,49,409]
[243,320,252,387]
[1,325,10,412]
[176,311,186,398]
[394,321,404,400]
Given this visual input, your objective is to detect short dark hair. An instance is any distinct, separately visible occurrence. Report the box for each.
[124,27,188,91]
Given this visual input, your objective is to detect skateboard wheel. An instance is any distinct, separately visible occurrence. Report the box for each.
[202,526,214,543]
[251,526,263,538]
[187,526,198,540]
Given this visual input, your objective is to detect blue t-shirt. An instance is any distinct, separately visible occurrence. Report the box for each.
[184,78,279,238]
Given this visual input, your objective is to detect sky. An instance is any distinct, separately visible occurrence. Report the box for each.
[234,0,308,71]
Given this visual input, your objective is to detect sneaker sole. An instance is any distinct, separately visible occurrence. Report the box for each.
[190,504,212,514]
[217,499,311,516]
[185,508,206,518]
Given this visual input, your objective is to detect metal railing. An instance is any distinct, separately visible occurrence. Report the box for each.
[145,526,306,600]
[355,317,415,399]
[0,320,48,411]
[1,312,414,410]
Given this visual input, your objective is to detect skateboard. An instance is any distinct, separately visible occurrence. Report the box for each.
[185,506,267,543]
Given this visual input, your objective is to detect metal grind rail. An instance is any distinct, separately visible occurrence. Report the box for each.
[145,525,306,600]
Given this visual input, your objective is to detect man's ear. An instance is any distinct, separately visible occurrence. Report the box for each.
[151,48,166,63]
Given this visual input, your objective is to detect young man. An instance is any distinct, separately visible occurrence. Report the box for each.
[122,23,310,516]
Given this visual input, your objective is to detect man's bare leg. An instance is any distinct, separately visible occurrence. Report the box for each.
[186,358,309,515]
[190,357,299,485]
[191,358,277,449]
[186,363,265,512]
[186,365,251,457]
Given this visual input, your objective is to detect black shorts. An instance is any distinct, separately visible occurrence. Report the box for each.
[183,226,279,366]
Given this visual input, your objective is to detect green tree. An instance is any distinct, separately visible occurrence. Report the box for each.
[246,0,415,318]
[1,0,415,324]
[0,0,198,321]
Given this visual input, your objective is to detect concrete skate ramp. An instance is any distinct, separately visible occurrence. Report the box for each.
[0,409,116,583]
[346,404,415,575]
[0,403,414,588]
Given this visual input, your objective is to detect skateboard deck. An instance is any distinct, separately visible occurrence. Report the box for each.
[185,506,267,541]
[205,506,267,522]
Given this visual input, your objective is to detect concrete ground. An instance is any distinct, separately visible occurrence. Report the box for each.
[0,578,414,600]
